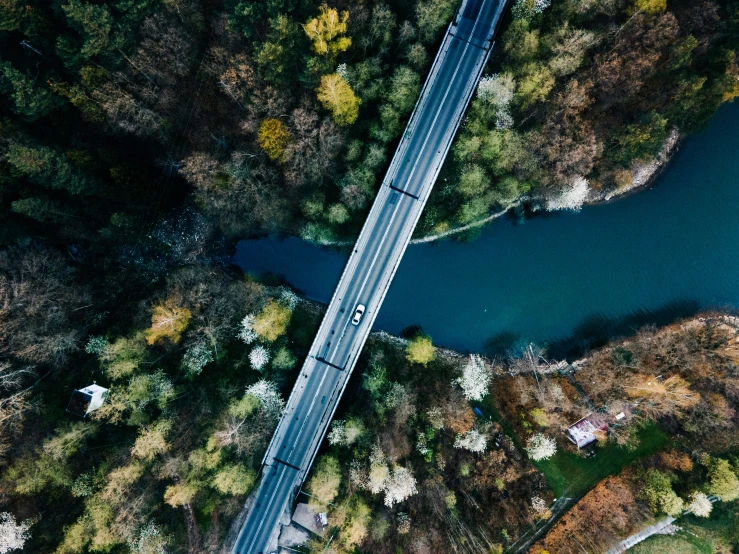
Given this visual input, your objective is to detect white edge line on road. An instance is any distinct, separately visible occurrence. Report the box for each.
[243,463,287,553]
[242,1,500,551]
[332,7,484,365]
[298,0,497,496]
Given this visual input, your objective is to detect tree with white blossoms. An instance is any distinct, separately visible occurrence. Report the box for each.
[512,0,552,20]
[687,491,713,517]
[477,73,516,129]
[249,345,270,371]
[525,433,557,461]
[181,341,213,377]
[0,513,30,554]
[384,382,408,409]
[349,459,368,489]
[328,419,347,445]
[237,314,257,344]
[545,176,589,212]
[416,432,430,456]
[356,445,418,506]
[127,521,170,554]
[85,335,108,356]
[454,354,492,401]
[454,428,487,454]
[383,466,418,507]
[336,62,349,81]
[278,287,299,310]
[245,380,285,420]
[530,496,548,514]
[478,73,515,106]
[495,110,514,130]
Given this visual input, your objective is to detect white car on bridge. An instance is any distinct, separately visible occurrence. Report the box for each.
[351,304,366,325]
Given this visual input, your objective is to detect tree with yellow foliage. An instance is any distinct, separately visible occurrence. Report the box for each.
[633,0,667,14]
[257,118,290,162]
[307,455,341,509]
[253,299,292,342]
[131,420,171,461]
[406,334,435,366]
[211,464,256,496]
[317,73,361,126]
[303,5,351,57]
[163,482,199,507]
[145,300,192,345]
[707,458,739,501]
[722,61,739,102]
[328,498,371,549]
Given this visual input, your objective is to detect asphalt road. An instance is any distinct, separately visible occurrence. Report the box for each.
[232,1,506,551]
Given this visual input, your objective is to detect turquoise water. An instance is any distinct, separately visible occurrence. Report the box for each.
[234,102,739,355]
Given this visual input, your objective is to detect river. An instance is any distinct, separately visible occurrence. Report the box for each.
[233,101,739,356]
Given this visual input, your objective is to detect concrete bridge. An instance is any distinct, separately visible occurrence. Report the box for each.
[232,0,507,551]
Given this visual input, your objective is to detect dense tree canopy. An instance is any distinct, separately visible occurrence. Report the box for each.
[1,0,738,552]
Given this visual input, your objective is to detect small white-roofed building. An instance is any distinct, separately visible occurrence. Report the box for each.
[291,504,327,537]
[317,513,328,528]
[67,383,109,417]
[566,413,609,449]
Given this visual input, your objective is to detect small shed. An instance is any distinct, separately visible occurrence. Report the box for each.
[566,413,609,449]
[316,513,328,528]
[292,503,327,537]
[67,384,109,417]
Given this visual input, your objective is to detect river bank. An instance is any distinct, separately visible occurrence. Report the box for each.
[412,126,680,244]
[234,100,739,353]
[277,121,684,249]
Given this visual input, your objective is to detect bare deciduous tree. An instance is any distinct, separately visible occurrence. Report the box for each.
[0,245,88,369]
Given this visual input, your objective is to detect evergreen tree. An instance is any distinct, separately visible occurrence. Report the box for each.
[0,61,61,120]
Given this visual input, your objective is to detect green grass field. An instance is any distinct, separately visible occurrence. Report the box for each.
[630,500,739,554]
[629,530,713,554]
[473,395,670,498]
[533,423,669,497]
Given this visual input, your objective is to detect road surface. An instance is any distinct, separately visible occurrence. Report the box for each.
[232,0,506,551]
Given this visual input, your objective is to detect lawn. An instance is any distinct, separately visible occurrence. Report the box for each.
[472,396,670,498]
[533,422,669,497]
[629,530,714,554]
[631,501,739,554]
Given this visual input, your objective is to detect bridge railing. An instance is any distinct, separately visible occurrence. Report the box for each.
[260,0,506,481]
[259,10,462,472]
[298,1,502,478]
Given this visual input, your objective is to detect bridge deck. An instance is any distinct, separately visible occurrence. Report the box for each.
[232,0,508,551]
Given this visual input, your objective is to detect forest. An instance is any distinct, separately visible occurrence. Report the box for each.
[1,0,739,552]
[288,314,739,554]
[1,0,738,246]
